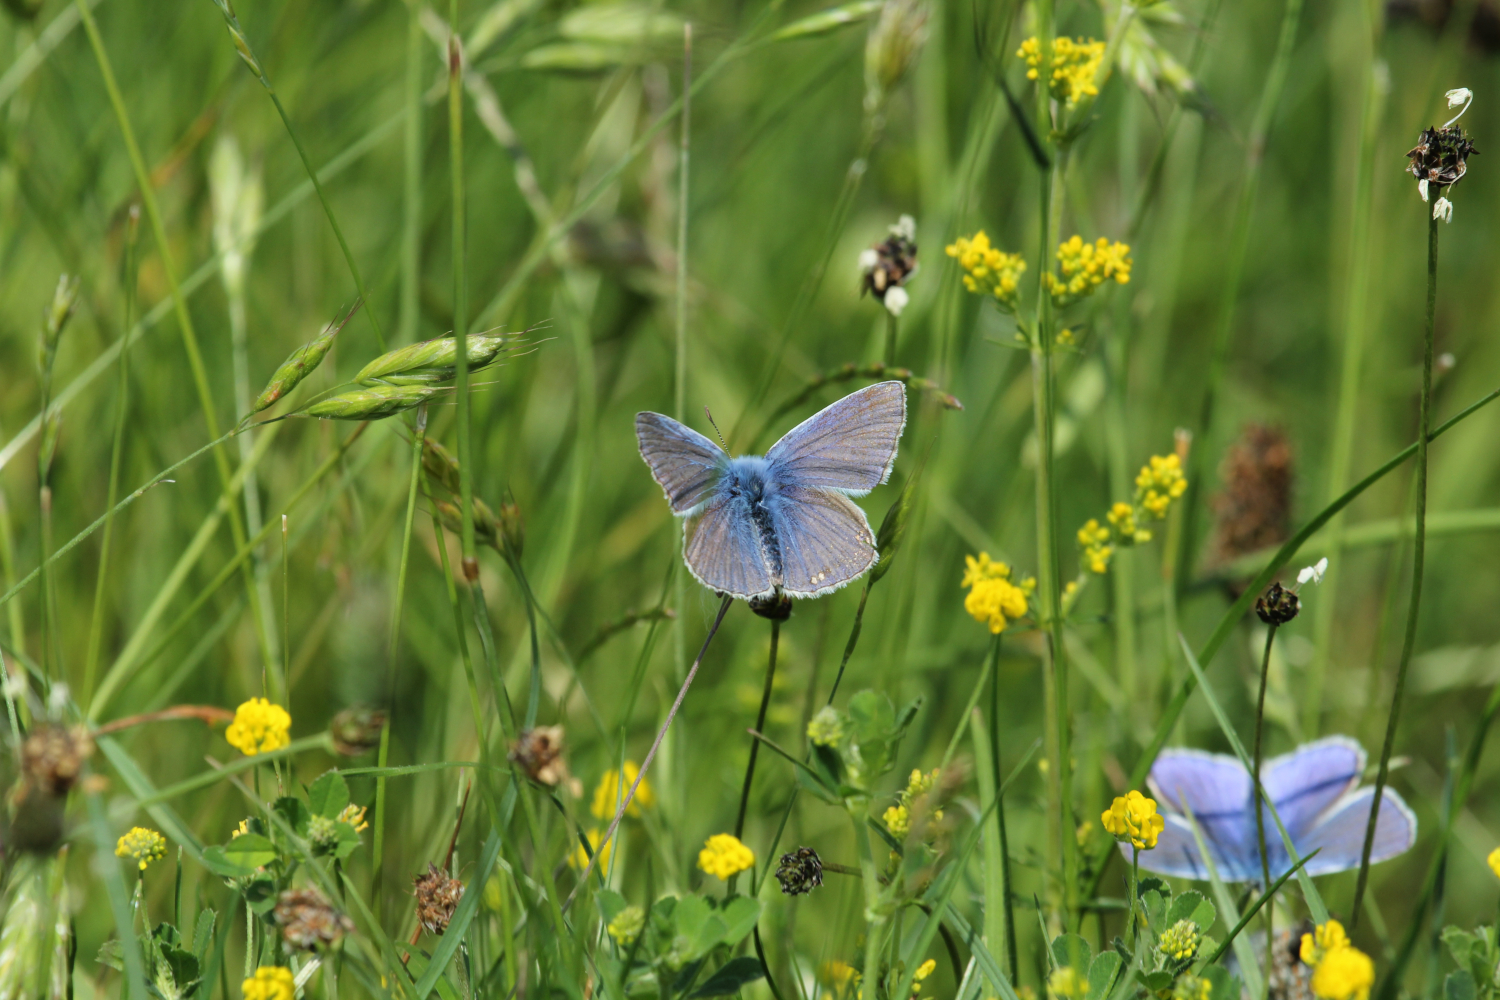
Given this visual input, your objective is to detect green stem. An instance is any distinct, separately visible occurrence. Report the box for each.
[734,619,780,840]
[1352,192,1439,924]
[84,207,140,702]
[884,311,898,366]
[400,0,423,346]
[448,4,476,582]
[1252,623,1277,997]
[854,808,885,1000]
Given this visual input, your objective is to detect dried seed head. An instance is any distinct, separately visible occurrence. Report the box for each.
[300,384,442,421]
[353,333,512,387]
[414,863,465,935]
[252,303,359,413]
[775,847,825,896]
[508,726,571,786]
[860,216,918,312]
[21,724,94,795]
[749,591,793,620]
[432,498,502,551]
[274,887,354,950]
[1407,125,1478,194]
[1212,425,1293,566]
[1255,581,1300,626]
[865,0,930,111]
[329,705,387,756]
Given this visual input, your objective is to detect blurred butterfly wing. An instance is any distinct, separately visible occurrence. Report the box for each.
[1132,816,1263,881]
[1292,785,1417,877]
[766,381,907,495]
[683,494,776,600]
[768,486,879,597]
[1263,735,1365,840]
[1148,749,1263,881]
[637,412,726,514]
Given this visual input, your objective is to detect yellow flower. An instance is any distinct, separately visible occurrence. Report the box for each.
[607,905,646,945]
[1076,519,1113,575]
[884,804,911,838]
[1047,967,1088,1000]
[911,958,937,993]
[242,966,295,1000]
[338,803,369,833]
[225,698,292,756]
[1017,36,1105,106]
[1136,454,1187,518]
[1159,919,1200,960]
[115,827,167,871]
[807,706,846,747]
[819,960,859,996]
[232,819,250,838]
[962,553,1033,633]
[1101,790,1165,849]
[698,833,754,880]
[1488,846,1500,879]
[1045,236,1133,307]
[946,232,1027,310]
[1106,502,1151,544]
[570,828,613,871]
[1300,920,1352,965]
[1173,975,1212,1000]
[1310,944,1374,1000]
[1057,327,1076,346]
[590,761,654,820]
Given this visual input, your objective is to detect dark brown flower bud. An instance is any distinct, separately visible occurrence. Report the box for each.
[775,846,824,896]
[509,725,570,787]
[329,705,387,756]
[21,723,94,795]
[1407,125,1477,192]
[749,591,793,621]
[414,863,465,935]
[1255,582,1300,626]
[275,887,354,950]
[860,216,918,303]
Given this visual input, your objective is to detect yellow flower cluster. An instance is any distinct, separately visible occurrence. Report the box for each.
[1047,966,1088,1000]
[1159,919,1200,961]
[1107,501,1149,543]
[569,828,613,871]
[1137,453,1187,517]
[1101,790,1165,849]
[606,905,645,945]
[819,960,859,998]
[225,698,291,756]
[1017,36,1106,106]
[698,833,755,881]
[884,768,943,838]
[946,231,1027,310]
[1076,519,1113,575]
[116,826,167,871]
[1301,921,1374,1000]
[242,967,295,1000]
[911,959,937,994]
[961,553,1035,634]
[1488,845,1500,879]
[339,803,369,834]
[1044,236,1132,307]
[1173,976,1212,1000]
[590,761,654,819]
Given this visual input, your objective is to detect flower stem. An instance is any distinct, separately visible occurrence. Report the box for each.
[734,619,780,840]
[987,635,1019,978]
[1352,193,1439,924]
[884,311,899,366]
[1252,622,1278,994]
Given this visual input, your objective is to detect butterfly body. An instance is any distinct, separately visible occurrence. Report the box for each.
[1134,735,1416,882]
[636,382,907,601]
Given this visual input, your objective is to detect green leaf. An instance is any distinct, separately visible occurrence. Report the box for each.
[192,910,215,961]
[1137,877,1169,900]
[1189,898,1217,934]
[1142,890,1166,933]
[847,690,896,743]
[1448,970,1478,1000]
[768,0,882,42]
[219,833,276,872]
[1086,951,1122,1000]
[1444,927,1483,969]
[1167,891,1209,927]
[689,957,766,997]
[1051,934,1093,972]
[244,877,279,916]
[718,897,761,946]
[330,820,362,860]
[307,770,350,818]
[272,796,311,838]
[96,939,125,972]
[1140,972,1174,991]
[405,949,466,1000]
[596,889,628,924]
[159,944,200,997]
[1203,965,1240,1000]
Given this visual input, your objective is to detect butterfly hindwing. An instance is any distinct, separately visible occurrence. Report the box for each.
[766,381,907,495]
[1294,785,1418,877]
[636,411,726,514]
[1263,735,1365,840]
[683,493,775,600]
[767,486,879,597]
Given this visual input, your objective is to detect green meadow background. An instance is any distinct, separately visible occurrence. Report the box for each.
[1,0,1499,994]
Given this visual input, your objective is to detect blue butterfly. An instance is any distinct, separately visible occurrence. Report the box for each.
[1133,735,1417,881]
[635,381,907,602]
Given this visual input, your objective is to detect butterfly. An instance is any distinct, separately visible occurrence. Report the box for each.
[1132,735,1417,882]
[635,381,907,602]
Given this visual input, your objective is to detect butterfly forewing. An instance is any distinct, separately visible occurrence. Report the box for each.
[766,381,907,495]
[636,412,726,513]
[769,487,878,597]
[683,494,776,600]
[1262,736,1364,839]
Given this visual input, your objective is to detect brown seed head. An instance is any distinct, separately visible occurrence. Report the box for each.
[1212,425,1293,566]
[749,591,793,620]
[329,705,387,756]
[414,863,466,935]
[1407,125,1478,191]
[860,219,918,302]
[775,847,824,896]
[21,724,94,795]
[509,726,571,786]
[1255,582,1300,626]
[274,887,354,950]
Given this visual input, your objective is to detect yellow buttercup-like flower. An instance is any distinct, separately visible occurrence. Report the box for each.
[242,966,295,1000]
[116,827,167,871]
[1017,36,1105,106]
[590,761,655,820]
[1309,943,1374,1000]
[1300,920,1352,965]
[698,833,755,880]
[946,231,1028,310]
[1488,846,1500,879]
[962,553,1035,633]
[1045,236,1132,307]
[225,698,291,756]
[1101,790,1165,849]
[569,829,613,871]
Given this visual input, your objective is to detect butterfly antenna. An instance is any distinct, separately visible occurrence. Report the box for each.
[704,406,729,451]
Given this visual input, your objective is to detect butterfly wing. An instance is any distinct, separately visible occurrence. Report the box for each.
[1292,786,1417,876]
[636,412,726,514]
[765,381,907,496]
[1262,735,1365,840]
[683,493,776,600]
[1147,749,1264,881]
[766,486,879,597]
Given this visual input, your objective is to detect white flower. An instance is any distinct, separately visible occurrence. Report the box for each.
[1418,178,1430,203]
[891,214,916,242]
[1297,557,1328,588]
[883,286,909,316]
[1444,87,1474,127]
[2,669,25,702]
[46,682,70,715]
[1433,196,1453,222]
[858,248,879,274]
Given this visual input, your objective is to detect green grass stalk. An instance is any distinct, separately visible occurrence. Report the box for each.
[0,490,23,661]
[76,0,276,687]
[400,0,423,346]
[1252,622,1278,996]
[84,205,140,703]
[1352,192,1440,924]
[448,7,477,584]
[733,618,779,840]
[674,23,693,699]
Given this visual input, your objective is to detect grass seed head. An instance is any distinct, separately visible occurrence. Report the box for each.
[252,304,358,413]
[354,333,511,386]
[301,384,440,420]
[38,274,80,370]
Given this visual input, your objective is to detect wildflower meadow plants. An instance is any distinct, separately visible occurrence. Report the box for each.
[4,0,1500,999]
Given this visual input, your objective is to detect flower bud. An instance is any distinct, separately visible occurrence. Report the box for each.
[864,0,929,112]
[775,846,825,896]
[1255,581,1300,625]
